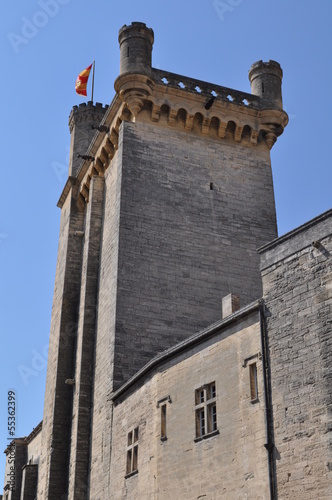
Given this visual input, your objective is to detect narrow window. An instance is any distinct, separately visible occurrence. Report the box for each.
[126,427,139,476]
[262,82,265,94]
[126,449,132,475]
[127,46,130,57]
[249,363,258,402]
[197,408,205,436]
[132,444,138,471]
[161,404,167,440]
[195,382,218,440]
[157,395,172,441]
[210,404,217,432]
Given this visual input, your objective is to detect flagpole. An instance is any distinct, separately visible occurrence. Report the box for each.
[91,60,95,103]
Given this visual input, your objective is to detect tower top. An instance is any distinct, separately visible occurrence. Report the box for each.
[68,101,108,133]
[67,101,108,177]
[249,60,283,108]
[118,22,154,75]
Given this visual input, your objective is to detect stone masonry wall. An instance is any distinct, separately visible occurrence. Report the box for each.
[110,310,269,499]
[88,117,277,497]
[261,210,332,499]
[68,176,105,500]
[26,429,42,466]
[88,145,122,499]
[37,191,85,500]
[113,119,277,387]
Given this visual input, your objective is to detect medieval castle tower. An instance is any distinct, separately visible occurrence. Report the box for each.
[3,22,332,499]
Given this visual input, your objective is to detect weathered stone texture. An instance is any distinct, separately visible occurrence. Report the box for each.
[26,427,42,466]
[112,119,277,388]
[37,191,85,499]
[68,176,105,500]
[20,465,38,500]
[87,116,277,496]
[88,145,122,499]
[261,210,332,499]
[110,309,269,499]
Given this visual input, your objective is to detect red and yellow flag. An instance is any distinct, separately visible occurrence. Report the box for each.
[75,63,93,96]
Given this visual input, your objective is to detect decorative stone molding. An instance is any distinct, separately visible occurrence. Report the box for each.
[59,62,288,209]
[114,73,153,118]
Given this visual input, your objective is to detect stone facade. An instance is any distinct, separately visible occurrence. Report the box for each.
[260,210,332,499]
[3,21,331,500]
[109,303,269,500]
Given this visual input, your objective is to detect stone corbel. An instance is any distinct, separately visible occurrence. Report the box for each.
[124,96,145,118]
[104,138,115,158]
[202,117,210,135]
[234,125,244,142]
[151,104,161,122]
[99,148,109,166]
[265,132,277,150]
[168,109,178,126]
[77,192,86,212]
[81,184,89,202]
[250,130,259,145]
[114,74,153,119]
[85,175,91,188]
[218,122,227,138]
[109,129,119,150]
[185,114,194,131]
[94,158,105,176]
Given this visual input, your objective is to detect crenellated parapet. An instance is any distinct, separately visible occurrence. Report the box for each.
[68,102,109,133]
[67,101,109,178]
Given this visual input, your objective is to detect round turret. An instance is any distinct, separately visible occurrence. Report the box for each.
[249,60,283,108]
[68,102,108,177]
[118,22,154,75]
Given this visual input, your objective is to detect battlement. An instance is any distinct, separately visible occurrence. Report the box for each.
[68,101,109,177]
[68,101,108,132]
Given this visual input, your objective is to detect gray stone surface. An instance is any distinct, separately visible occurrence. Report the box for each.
[261,211,332,499]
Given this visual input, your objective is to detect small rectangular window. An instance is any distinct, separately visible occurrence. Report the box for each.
[126,449,132,475]
[249,363,258,402]
[126,427,139,477]
[195,382,218,440]
[161,404,167,440]
[132,445,138,471]
[157,395,171,441]
[210,404,217,432]
[197,408,205,436]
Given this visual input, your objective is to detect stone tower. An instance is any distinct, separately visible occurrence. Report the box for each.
[37,22,288,499]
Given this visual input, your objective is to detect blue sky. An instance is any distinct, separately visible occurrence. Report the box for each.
[1,0,331,482]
